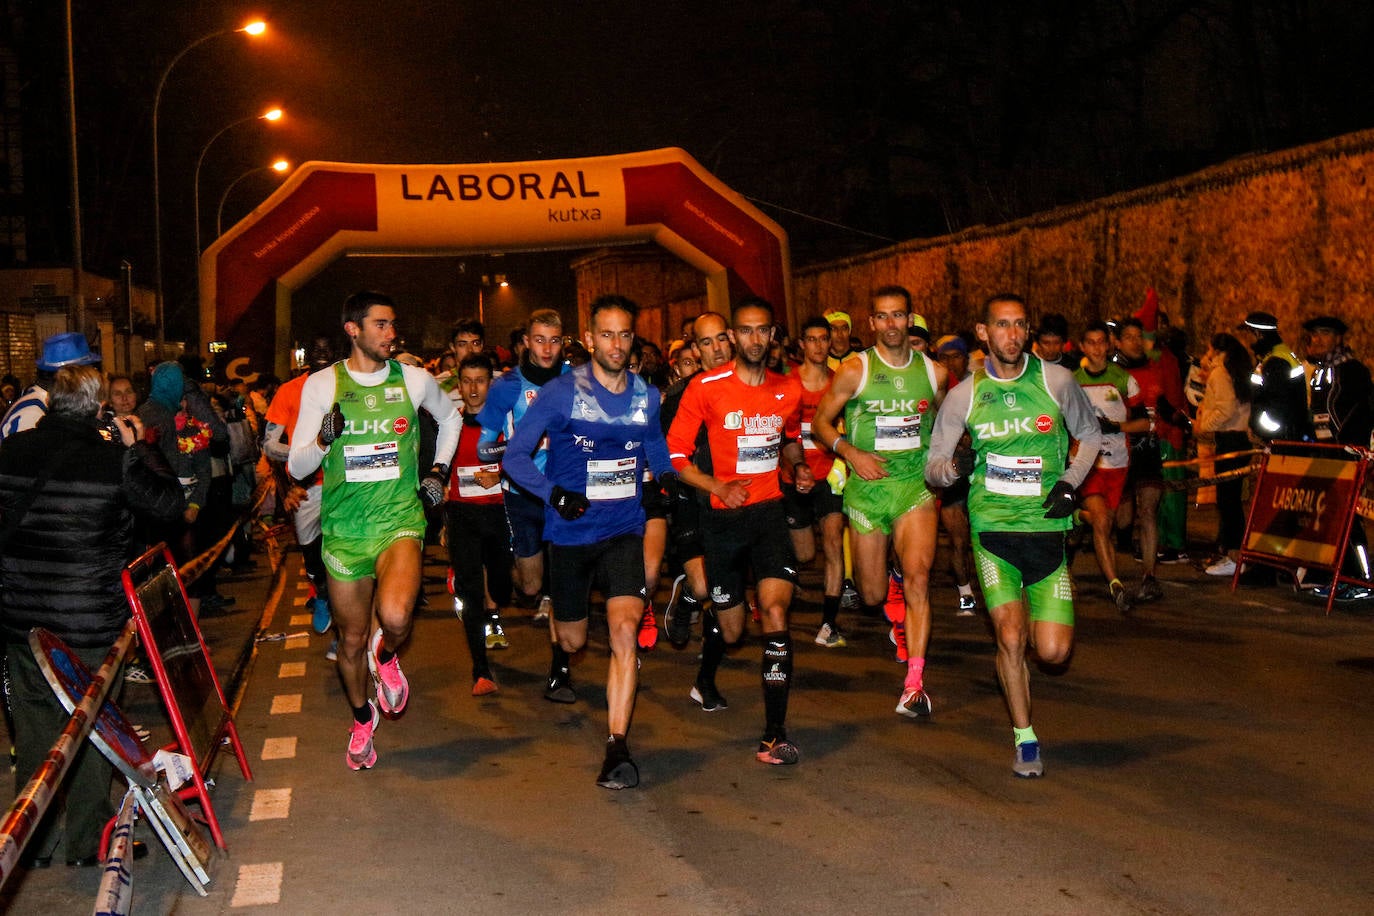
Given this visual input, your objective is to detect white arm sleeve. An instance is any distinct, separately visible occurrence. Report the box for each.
[403,364,461,468]
[287,370,337,479]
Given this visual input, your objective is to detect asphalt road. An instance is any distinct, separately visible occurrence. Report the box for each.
[5,508,1374,914]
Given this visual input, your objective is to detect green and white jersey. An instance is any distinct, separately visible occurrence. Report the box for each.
[841,347,940,482]
[1073,362,1139,470]
[964,357,1070,531]
[927,355,1103,534]
[320,360,423,539]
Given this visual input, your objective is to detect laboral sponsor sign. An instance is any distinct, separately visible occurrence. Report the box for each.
[1244,450,1360,566]
[201,149,790,382]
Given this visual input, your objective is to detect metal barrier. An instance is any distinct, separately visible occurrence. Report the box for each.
[0,619,136,887]
[0,472,273,900]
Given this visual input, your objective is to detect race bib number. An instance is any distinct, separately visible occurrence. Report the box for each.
[736,433,781,474]
[343,440,400,483]
[456,464,502,498]
[985,452,1042,496]
[874,414,922,451]
[800,421,818,451]
[586,457,637,501]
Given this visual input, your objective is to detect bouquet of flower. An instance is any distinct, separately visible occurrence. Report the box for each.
[176,412,213,454]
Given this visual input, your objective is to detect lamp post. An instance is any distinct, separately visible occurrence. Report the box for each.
[216,159,290,236]
[151,18,267,354]
[193,107,283,258]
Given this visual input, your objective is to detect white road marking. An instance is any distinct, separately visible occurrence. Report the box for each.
[231,862,283,907]
[270,694,302,715]
[289,613,312,627]
[278,662,306,678]
[284,635,310,651]
[261,737,297,760]
[249,788,292,821]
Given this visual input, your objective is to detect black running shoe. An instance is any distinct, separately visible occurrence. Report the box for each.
[596,740,639,789]
[664,576,692,647]
[544,671,576,704]
[689,680,728,711]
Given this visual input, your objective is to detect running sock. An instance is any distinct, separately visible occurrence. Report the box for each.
[352,703,373,725]
[957,583,973,598]
[861,602,884,620]
[761,631,793,737]
[1013,725,1039,746]
[821,594,840,627]
[461,591,489,675]
[550,643,571,680]
[680,592,701,621]
[699,605,726,686]
[904,656,925,692]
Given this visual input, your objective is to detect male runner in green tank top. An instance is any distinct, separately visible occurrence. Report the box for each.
[927,294,1101,778]
[289,291,460,771]
[813,285,948,719]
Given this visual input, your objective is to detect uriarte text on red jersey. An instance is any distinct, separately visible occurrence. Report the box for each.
[722,411,784,433]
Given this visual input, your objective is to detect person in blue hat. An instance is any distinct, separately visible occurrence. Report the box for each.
[0,332,101,441]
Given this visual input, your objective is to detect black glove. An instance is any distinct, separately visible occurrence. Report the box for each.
[1042,480,1076,519]
[550,485,589,521]
[318,402,346,445]
[657,469,681,493]
[1097,415,1120,435]
[1154,394,1190,429]
[418,464,448,510]
[952,443,975,479]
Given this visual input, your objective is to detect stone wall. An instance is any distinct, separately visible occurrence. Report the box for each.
[573,127,1374,357]
[795,128,1374,354]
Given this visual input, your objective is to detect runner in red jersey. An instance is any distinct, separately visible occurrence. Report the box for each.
[443,353,512,696]
[666,298,812,766]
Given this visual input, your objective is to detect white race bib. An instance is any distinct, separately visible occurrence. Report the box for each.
[874,414,922,451]
[735,433,781,475]
[586,457,637,501]
[343,440,400,483]
[985,452,1042,496]
[456,464,502,498]
[800,421,818,451]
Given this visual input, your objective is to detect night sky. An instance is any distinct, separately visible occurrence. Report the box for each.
[43,1,1374,346]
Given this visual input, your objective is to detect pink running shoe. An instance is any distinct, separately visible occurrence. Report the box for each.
[369,628,409,717]
[346,702,379,770]
[895,687,933,719]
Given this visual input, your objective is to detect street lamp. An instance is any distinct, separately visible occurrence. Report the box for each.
[151,18,267,353]
[193,107,283,258]
[216,159,290,236]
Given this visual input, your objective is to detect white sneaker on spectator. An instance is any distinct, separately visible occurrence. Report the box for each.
[1205,557,1237,576]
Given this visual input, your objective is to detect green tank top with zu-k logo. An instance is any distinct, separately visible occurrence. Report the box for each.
[842,348,939,481]
[321,360,423,539]
[965,356,1071,533]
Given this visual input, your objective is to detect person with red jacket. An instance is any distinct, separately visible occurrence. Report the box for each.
[666,297,811,766]
[444,353,512,696]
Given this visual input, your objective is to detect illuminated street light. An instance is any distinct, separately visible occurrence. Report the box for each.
[216,159,291,236]
[192,106,285,259]
[151,18,268,352]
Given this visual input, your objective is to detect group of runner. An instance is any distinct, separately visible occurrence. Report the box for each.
[274,286,1103,786]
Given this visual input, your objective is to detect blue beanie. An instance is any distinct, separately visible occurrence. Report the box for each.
[150,362,185,411]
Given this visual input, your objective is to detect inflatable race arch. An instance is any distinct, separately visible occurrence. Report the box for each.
[199,147,790,379]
